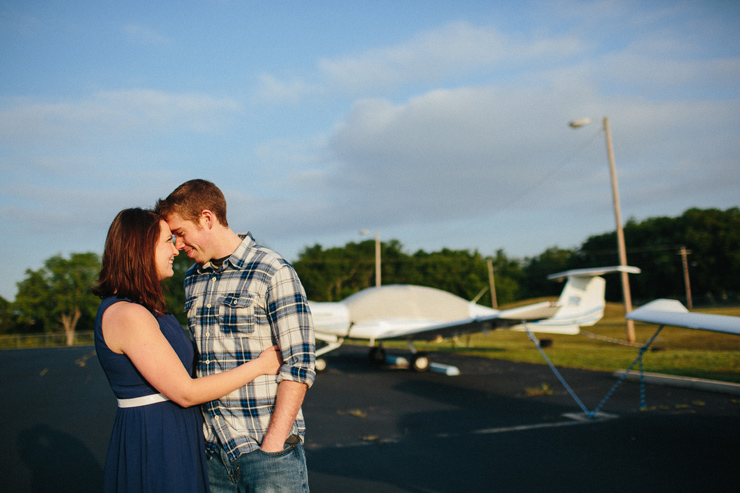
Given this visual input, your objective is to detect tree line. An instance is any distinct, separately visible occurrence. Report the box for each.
[1,207,738,343]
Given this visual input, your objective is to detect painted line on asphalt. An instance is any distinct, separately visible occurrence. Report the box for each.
[305,414,618,450]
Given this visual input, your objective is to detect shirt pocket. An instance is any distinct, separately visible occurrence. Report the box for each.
[217,293,256,335]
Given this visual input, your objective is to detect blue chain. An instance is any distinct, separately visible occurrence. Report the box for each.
[526,324,665,419]
[591,325,664,416]
[525,329,591,415]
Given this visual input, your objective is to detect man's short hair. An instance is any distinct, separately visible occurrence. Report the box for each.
[155,179,229,227]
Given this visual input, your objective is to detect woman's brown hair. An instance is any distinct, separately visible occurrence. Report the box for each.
[92,208,166,313]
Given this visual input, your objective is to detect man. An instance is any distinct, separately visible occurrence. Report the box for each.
[156,179,315,492]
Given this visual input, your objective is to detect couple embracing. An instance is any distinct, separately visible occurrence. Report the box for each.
[93,179,315,492]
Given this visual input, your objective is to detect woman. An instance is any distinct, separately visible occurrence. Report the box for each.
[92,208,281,492]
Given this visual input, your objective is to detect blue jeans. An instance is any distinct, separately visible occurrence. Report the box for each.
[207,440,309,493]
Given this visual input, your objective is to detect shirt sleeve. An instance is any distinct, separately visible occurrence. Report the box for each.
[267,261,316,387]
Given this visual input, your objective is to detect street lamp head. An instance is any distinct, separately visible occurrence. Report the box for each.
[568,118,592,129]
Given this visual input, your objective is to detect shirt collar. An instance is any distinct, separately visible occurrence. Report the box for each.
[197,232,256,273]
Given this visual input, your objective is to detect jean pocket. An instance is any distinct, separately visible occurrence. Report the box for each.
[257,443,296,458]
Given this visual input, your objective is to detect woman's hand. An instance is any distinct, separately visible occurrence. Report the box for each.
[256,345,283,375]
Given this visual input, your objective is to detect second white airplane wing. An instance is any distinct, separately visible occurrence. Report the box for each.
[626,299,740,335]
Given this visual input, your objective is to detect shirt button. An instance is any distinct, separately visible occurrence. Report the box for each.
[206,303,212,308]
[212,277,217,282]
[205,359,211,365]
[206,332,210,337]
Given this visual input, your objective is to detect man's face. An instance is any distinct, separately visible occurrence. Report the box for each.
[165,212,211,265]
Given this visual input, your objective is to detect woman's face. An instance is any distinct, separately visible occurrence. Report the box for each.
[155,220,179,281]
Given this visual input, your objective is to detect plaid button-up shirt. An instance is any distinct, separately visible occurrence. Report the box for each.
[183,232,315,460]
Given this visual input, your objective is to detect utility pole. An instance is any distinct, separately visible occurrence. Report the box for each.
[603,117,635,343]
[374,230,381,287]
[487,258,498,309]
[359,230,381,287]
[570,116,635,343]
[678,246,693,309]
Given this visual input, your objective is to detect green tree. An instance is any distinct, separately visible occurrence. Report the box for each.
[405,248,503,304]
[679,207,740,301]
[0,295,13,334]
[578,207,740,304]
[163,253,194,325]
[522,247,578,299]
[294,240,525,306]
[487,249,525,306]
[294,241,381,301]
[14,253,101,345]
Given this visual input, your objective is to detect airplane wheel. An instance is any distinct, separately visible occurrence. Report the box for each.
[411,353,430,372]
[368,346,386,366]
[315,358,327,372]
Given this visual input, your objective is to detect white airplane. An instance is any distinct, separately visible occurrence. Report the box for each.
[626,299,740,335]
[309,265,641,372]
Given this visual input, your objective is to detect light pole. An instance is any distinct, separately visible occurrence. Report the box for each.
[359,229,381,287]
[678,246,693,309]
[569,117,636,343]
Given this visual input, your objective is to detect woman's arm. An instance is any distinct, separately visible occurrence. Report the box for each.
[102,301,281,408]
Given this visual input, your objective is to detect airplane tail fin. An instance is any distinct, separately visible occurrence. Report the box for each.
[525,266,641,334]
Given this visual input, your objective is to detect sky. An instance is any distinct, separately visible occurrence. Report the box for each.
[1,0,739,301]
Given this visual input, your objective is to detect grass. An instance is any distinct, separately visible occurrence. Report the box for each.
[381,302,740,384]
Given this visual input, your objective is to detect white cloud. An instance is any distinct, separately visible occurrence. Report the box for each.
[0,90,241,143]
[257,21,584,103]
[254,74,311,105]
[268,83,740,235]
[122,23,172,46]
[232,67,740,250]
[317,22,508,91]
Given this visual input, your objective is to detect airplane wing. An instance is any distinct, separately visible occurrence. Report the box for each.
[497,301,560,321]
[373,313,509,342]
[376,302,580,342]
[546,265,642,280]
[626,299,740,335]
[371,302,566,342]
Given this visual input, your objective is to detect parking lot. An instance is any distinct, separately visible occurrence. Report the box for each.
[1,345,738,492]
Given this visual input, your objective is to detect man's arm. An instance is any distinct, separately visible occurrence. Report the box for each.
[261,261,315,452]
[260,380,308,452]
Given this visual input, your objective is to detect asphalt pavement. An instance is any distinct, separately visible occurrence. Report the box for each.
[1,345,738,492]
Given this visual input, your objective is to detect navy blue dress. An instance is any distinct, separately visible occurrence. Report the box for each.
[95,296,209,493]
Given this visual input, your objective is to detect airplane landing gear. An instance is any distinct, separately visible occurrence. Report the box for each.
[411,352,430,372]
[314,341,452,374]
[368,346,387,366]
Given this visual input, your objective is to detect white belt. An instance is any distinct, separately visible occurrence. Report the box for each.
[117,393,169,408]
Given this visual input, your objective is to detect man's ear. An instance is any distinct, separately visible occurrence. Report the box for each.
[200,210,215,230]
